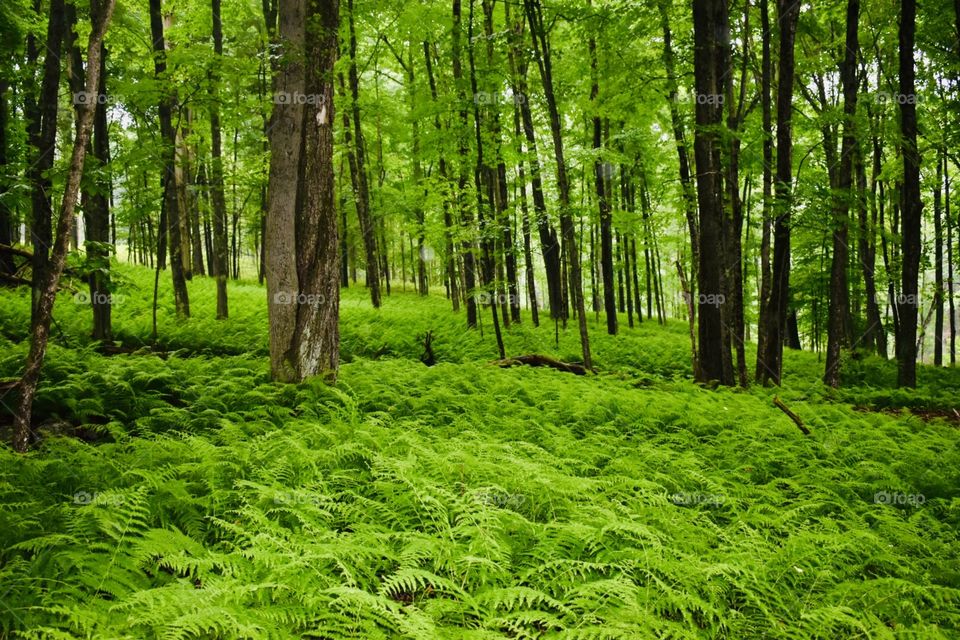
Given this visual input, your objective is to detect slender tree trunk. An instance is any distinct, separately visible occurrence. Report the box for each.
[659,0,699,306]
[755,0,774,380]
[84,44,112,342]
[946,158,956,365]
[935,149,945,366]
[28,0,66,324]
[150,0,190,316]
[897,0,921,387]
[825,0,860,387]
[452,0,478,327]
[210,0,229,318]
[0,78,14,279]
[13,0,116,452]
[589,25,616,335]
[423,41,460,311]
[525,0,591,368]
[345,0,380,307]
[758,0,800,385]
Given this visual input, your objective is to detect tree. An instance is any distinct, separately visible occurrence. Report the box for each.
[897,0,921,387]
[150,0,190,316]
[524,0,592,369]
[12,0,116,452]
[265,0,341,383]
[691,0,730,385]
[210,0,229,319]
[757,0,800,386]
[824,0,860,388]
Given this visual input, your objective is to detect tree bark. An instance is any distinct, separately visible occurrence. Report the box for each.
[897,0,921,387]
[691,0,730,384]
[13,0,116,453]
[824,0,859,387]
[265,0,340,382]
[588,20,616,335]
[758,0,800,385]
[150,0,190,316]
[210,0,229,319]
[524,0,591,368]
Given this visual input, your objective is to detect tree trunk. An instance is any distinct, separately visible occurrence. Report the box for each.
[210,0,229,319]
[452,0,478,327]
[28,0,66,324]
[346,0,380,307]
[265,0,340,382]
[0,79,13,279]
[824,0,859,387]
[934,149,944,366]
[758,0,800,385]
[423,41,460,311]
[755,0,774,380]
[13,0,116,453]
[691,0,730,384]
[897,0,921,388]
[589,23,616,335]
[85,43,112,342]
[150,0,190,316]
[525,0,591,368]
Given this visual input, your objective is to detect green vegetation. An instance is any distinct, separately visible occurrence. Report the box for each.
[2,265,959,638]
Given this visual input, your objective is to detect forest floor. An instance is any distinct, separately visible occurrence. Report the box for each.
[1,264,959,638]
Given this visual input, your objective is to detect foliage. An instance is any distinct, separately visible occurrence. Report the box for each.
[1,266,959,638]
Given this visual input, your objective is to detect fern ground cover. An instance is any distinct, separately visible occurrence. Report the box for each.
[1,265,960,639]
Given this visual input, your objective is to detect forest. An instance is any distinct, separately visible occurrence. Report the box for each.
[1,0,959,636]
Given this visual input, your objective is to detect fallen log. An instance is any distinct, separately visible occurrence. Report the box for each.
[495,354,592,376]
[774,395,811,436]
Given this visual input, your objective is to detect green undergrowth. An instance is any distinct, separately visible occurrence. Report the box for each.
[1,264,959,638]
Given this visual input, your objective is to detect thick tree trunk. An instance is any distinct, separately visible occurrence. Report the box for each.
[210,0,229,319]
[13,0,116,453]
[897,0,921,387]
[265,0,340,382]
[691,0,731,384]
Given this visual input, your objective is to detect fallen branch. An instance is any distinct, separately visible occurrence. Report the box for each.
[774,395,811,436]
[495,354,592,376]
